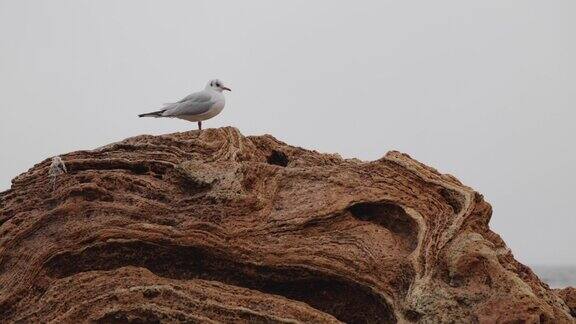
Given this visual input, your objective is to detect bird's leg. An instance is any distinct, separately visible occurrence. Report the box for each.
[198,121,202,131]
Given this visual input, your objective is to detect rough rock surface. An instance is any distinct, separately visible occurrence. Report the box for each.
[556,288,576,318]
[0,127,573,323]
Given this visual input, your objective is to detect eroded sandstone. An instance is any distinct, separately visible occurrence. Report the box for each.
[0,127,573,323]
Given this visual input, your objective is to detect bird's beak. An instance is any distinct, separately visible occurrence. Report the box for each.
[222,86,231,91]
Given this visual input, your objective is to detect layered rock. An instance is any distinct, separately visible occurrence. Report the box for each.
[556,288,576,318]
[0,127,573,323]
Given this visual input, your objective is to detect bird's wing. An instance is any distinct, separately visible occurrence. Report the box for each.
[162,91,214,117]
[175,91,212,104]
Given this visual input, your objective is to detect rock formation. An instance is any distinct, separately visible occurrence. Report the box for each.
[556,288,576,318]
[0,127,573,323]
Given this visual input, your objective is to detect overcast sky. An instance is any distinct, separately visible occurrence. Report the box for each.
[1,0,574,266]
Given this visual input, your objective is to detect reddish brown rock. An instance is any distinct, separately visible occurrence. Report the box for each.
[556,288,576,318]
[0,127,573,323]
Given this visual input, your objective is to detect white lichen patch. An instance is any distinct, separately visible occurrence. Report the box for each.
[49,156,67,190]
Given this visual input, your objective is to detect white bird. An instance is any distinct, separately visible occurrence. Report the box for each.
[139,79,231,130]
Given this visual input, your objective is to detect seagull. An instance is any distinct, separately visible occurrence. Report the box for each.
[138,79,231,130]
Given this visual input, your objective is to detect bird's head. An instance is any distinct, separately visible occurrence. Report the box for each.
[206,79,231,92]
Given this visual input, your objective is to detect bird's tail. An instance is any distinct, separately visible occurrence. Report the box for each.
[138,109,166,118]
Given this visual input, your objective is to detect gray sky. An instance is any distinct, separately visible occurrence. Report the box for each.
[1,0,574,266]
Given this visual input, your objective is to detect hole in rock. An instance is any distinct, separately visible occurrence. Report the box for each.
[45,241,396,324]
[438,188,463,214]
[404,309,423,321]
[267,150,289,167]
[96,309,164,324]
[69,160,169,175]
[348,202,418,250]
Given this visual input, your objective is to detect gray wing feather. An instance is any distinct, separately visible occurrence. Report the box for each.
[162,91,214,117]
[175,91,212,104]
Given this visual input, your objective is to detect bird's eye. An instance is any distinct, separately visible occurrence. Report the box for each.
[216,83,220,87]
